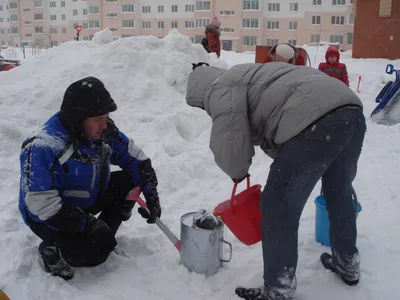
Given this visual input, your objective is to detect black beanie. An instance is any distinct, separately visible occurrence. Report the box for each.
[59,76,117,134]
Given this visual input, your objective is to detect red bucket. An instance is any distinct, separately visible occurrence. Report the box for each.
[213,177,262,246]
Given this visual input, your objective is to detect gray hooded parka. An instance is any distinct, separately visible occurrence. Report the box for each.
[185,62,363,180]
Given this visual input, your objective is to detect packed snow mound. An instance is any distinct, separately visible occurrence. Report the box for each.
[91,27,114,45]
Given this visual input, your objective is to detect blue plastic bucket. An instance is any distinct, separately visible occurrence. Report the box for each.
[314,193,362,247]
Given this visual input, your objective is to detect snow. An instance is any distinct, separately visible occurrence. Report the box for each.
[1,29,400,299]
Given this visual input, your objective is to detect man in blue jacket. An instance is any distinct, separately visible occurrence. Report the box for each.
[18,76,161,280]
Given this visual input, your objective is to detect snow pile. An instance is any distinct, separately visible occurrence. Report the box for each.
[1,29,400,300]
[91,28,114,45]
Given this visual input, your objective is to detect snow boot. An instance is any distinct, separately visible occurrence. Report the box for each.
[235,286,271,300]
[320,252,360,286]
[38,241,75,280]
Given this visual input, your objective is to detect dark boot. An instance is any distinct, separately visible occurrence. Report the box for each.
[38,241,74,280]
[235,286,270,300]
[321,251,360,286]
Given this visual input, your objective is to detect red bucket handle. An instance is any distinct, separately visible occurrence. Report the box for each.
[230,176,251,210]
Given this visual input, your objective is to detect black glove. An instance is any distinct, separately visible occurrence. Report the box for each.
[137,159,162,224]
[83,214,117,251]
[138,192,161,224]
[232,173,250,184]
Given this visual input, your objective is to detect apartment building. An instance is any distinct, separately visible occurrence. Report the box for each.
[0,0,354,53]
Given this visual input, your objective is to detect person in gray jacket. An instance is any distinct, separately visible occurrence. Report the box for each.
[186,62,366,300]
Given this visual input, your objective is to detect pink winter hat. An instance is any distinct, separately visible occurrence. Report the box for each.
[211,16,221,28]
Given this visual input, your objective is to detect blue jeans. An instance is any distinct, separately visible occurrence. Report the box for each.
[260,106,366,299]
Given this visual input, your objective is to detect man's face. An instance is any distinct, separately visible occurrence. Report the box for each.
[82,114,108,141]
[275,54,290,63]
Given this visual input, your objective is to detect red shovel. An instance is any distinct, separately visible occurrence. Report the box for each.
[126,187,181,251]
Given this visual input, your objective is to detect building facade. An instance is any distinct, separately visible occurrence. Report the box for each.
[353,0,399,59]
[0,0,354,52]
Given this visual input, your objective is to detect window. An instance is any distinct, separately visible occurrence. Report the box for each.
[142,6,151,13]
[51,27,57,34]
[312,15,321,24]
[122,19,135,27]
[185,4,194,12]
[288,39,297,45]
[24,21,32,25]
[52,41,58,46]
[171,5,178,12]
[106,13,117,18]
[267,21,279,29]
[196,1,210,11]
[268,3,280,11]
[267,39,279,46]
[89,20,100,28]
[34,0,42,7]
[243,0,260,10]
[171,21,178,28]
[50,15,56,21]
[332,0,346,5]
[242,18,259,28]
[105,0,118,2]
[311,34,320,43]
[220,10,234,15]
[73,9,78,16]
[347,32,353,44]
[185,21,194,28]
[243,36,257,46]
[49,1,56,8]
[289,21,297,30]
[348,13,354,24]
[220,28,234,32]
[23,8,31,12]
[83,9,87,15]
[379,0,392,17]
[122,4,135,12]
[331,16,345,25]
[289,3,298,11]
[330,35,344,44]
[142,21,151,28]
[34,13,43,20]
[61,1,65,7]
[35,26,43,33]
[89,6,99,14]
[62,28,67,34]
[313,0,321,5]
[83,23,88,29]
[62,14,66,20]
[195,18,209,28]
[11,27,18,33]
[158,5,164,12]
[9,2,17,9]
[158,21,164,28]
[10,15,18,21]
[0,5,2,11]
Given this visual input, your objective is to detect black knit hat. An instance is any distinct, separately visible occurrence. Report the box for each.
[59,76,117,134]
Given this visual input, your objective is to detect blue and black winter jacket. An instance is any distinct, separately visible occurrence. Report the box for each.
[18,112,156,232]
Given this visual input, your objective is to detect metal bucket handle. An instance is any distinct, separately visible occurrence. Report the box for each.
[320,186,359,213]
[219,239,233,263]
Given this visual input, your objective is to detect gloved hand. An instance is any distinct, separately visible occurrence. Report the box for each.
[232,173,250,184]
[192,62,210,70]
[137,158,161,224]
[83,214,117,251]
[138,191,161,224]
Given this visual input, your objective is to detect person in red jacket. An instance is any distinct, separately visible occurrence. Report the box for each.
[204,17,221,57]
[263,43,305,66]
[318,46,349,86]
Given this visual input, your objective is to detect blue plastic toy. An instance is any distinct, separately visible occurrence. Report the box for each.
[314,188,362,247]
[371,64,400,125]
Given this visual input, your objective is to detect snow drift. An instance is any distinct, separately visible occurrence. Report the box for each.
[1,29,400,300]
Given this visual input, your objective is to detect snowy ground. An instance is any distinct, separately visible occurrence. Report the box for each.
[1,29,400,300]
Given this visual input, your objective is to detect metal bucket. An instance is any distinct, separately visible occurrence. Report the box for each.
[180,212,232,276]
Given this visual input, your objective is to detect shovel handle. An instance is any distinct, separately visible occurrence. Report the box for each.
[230,176,250,210]
[126,188,181,251]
